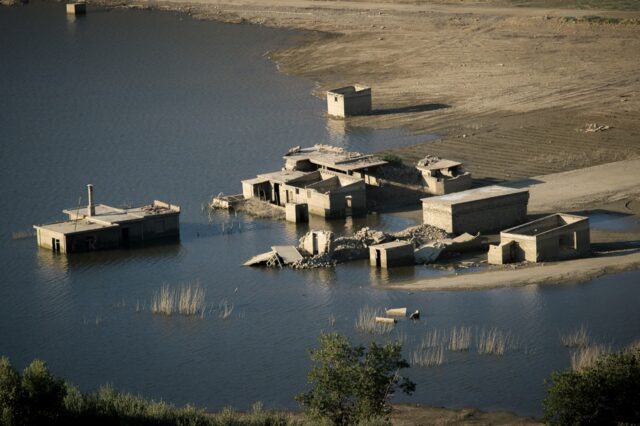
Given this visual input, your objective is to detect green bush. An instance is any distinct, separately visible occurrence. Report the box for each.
[0,356,299,426]
[543,347,640,425]
[296,333,415,426]
[380,154,403,166]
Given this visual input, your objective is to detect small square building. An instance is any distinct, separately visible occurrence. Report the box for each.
[327,85,372,118]
[417,157,472,195]
[488,213,590,264]
[422,185,529,234]
[369,241,414,268]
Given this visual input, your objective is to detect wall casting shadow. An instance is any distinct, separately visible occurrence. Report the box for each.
[370,103,449,116]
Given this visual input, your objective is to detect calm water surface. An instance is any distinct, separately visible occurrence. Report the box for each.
[1,2,639,417]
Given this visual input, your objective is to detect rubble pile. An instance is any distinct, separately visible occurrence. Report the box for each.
[390,224,449,247]
[235,198,285,220]
[290,253,337,269]
[417,155,442,167]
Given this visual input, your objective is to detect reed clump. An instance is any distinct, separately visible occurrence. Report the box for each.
[354,306,393,335]
[561,325,591,348]
[476,327,514,356]
[410,346,445,368]
[448,326,472,351]
[151,283,206,317]
[218,299,234,320]
[571,344,611,371]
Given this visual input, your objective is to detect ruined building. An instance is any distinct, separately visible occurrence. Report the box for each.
[242,169,366,219]
[326,85,372,117]
[417,156,472,195]
[283,144,387,186]
[422,185,529,234]
[488,213,590,264]
[33,185,180,254]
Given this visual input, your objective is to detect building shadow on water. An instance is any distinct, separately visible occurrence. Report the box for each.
[370,103,449,116]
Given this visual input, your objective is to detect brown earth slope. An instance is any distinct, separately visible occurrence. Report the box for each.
[95,0,640,182]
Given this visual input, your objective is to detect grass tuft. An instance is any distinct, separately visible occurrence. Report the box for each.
[355,306,394,335]
[151,282,206,317]
[561,325,591,348]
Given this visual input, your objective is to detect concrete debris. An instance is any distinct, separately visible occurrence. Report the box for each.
[290,253,337,269]
[417,155,442,168]
[414,243,444,263]
[299,230,334,256]
[385,307,407,316]
[271,245,304,264]
[375,317,397,324]
[234,198,285,220]
[583,123,611,133]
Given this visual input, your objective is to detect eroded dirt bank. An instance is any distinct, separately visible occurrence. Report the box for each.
[86,0,640,183]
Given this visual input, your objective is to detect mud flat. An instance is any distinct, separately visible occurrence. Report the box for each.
[87,0,640,182]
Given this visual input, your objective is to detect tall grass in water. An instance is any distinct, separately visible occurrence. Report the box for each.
[410,346,445,367]
[421,329,445,348]
[354,306,393,334]
[218,298,234,320]
[561,325,591,348]
[571,344,611,371]
[477,327,514,356]
[151,283,206,317]
[448,326,472,351]
[151,284,175,315]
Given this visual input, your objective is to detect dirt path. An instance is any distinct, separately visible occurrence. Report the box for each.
[515,157,640,213]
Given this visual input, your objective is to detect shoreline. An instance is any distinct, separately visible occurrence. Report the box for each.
[84,1,640,291]
[83,0,640,185]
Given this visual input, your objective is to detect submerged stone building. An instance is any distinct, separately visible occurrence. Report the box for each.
[33,185,180,254]
[242,169,366,219]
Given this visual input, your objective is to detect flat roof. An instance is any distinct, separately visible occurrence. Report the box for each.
[37,200,179,235]
[422,185,528,206]
[256,170,308,184]
[417,159,462,171]
[327,85,370,95]
[34,219,116,234]
[370,240,413,250]
[284,145,387,172]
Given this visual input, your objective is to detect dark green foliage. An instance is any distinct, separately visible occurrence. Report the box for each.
[543,347,640,425]
[380,155,403,166]
[0,356,298,426]
[296,333,415,425]
[0,357,23,425]
[0,357,66,426]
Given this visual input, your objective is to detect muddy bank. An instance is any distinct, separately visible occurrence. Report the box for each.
[84,0,640,183]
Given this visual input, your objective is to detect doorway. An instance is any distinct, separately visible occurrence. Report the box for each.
[51,238,60,253]
[121,228,130,247]
[375,249,381,267]
[274,183,281,205]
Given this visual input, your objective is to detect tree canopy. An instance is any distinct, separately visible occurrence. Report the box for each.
[543,346,640,425]
[296,333,415,425]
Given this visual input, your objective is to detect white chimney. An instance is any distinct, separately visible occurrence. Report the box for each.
[87,184,95,217]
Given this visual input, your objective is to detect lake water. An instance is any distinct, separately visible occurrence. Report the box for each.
[1,1,639,417]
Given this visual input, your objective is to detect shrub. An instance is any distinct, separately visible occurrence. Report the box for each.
[380,154,403,166]
[296,333,415,425]
[543,347,640,425]
[0,357,23,425]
